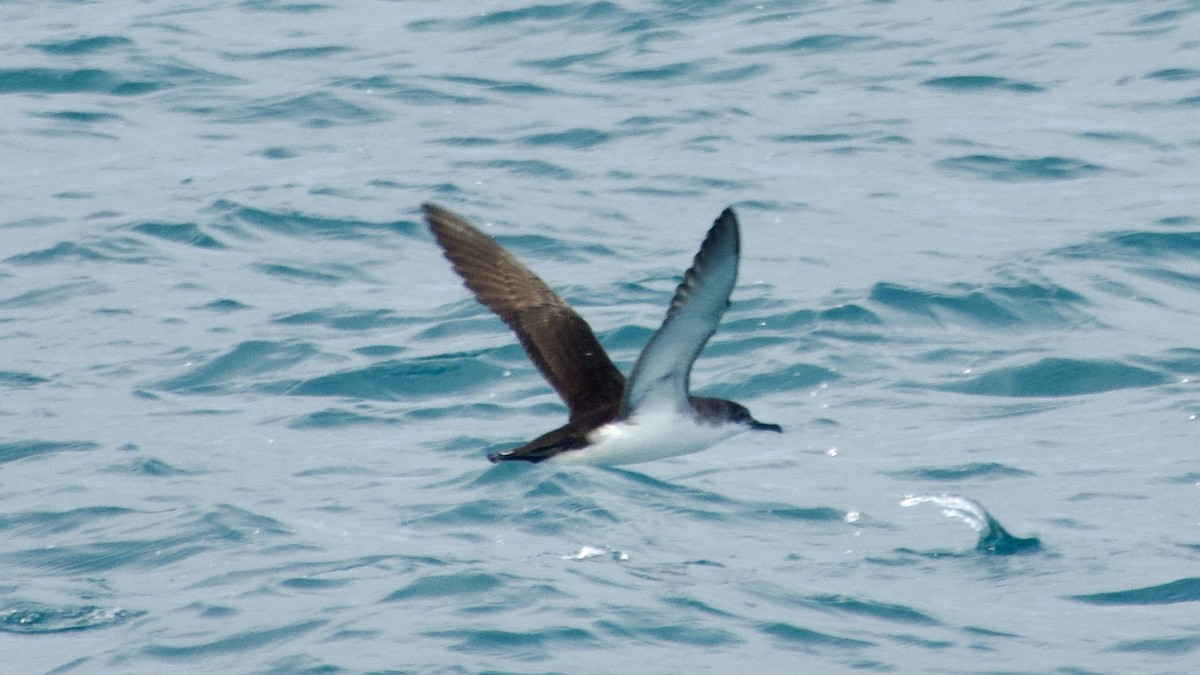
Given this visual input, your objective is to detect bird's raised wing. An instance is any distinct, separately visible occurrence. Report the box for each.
[424,204,626,420]
[619,208,740,418]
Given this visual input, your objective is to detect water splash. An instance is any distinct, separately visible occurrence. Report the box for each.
[563,545,628,561]
[900,494,1040,555]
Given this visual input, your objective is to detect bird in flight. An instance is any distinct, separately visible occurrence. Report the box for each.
[424,204,780,465]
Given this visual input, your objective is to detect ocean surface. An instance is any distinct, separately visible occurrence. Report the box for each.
[2,1,1198,673]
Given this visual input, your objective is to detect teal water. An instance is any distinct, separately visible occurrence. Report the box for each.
[2,1,1198,673]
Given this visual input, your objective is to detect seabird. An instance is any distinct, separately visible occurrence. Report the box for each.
[424,203,781,465]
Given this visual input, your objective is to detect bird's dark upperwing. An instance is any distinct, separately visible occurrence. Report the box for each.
[619,208,740,418]
[423,204,626,420]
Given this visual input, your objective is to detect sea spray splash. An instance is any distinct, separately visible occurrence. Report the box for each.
[901,494,1041,555]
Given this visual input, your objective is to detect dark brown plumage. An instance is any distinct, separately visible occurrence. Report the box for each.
[424,204,625,432]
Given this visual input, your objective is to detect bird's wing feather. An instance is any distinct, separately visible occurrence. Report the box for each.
[619,208,740,418]
[424,204,626,419]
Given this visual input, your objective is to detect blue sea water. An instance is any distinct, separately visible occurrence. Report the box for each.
[2,0,1198,672]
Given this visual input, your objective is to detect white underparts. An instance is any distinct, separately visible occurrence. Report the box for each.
[549,408,745,466]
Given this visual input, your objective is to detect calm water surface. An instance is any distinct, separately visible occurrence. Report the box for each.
[2,1,1198,673]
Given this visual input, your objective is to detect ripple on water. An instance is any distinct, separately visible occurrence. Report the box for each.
[0,440,101,464]
[0,602,143,635]
[886,462,1034,481]
[0,68,159,96]
[736,33,873,54]
[32,35,133,55]
[1070,577,1200,606]
[1,505,290,575]
[521,127,613,149]
[383,571,505,601]
[272,307,415,331]
[0,506,134,537]
[868,281,1085,328]
[1054,223,1200,262]
[206,200,418,240]
[422,625,599,656]
[156,341,319,395]
[1108,635,1200,656]
[132,222,227,250]
[287,407,403,430]
[936,155,1106,181]
[289,356,507,401]
[6,238,154,265]
[922,75,1044,93]
[457,158,576,181]
[757,621,874,651]
[0,371,49,387]
[219,92,387,127]
[1146,68,1200,82]
[141,619,329,661]
[333,75,491,106]
[939,357,1168,397]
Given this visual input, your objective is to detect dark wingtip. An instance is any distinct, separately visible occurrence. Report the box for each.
[716,207,739,234]
[421,202,447,224]
[709,206,740,256]
[486,452,501,463]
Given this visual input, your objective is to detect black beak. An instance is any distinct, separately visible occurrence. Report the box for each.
[749,419,783,433]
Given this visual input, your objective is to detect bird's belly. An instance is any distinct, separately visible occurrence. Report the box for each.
[549,410,743,466]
